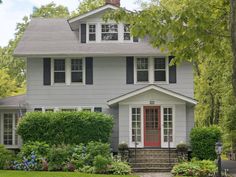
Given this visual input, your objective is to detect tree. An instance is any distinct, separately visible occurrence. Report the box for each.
[32,2,69,18]
[0,69,17,98]
[231,0,236,97]
[71,0,104,17]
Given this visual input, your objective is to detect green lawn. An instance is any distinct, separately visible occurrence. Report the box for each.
[0,171,138,177]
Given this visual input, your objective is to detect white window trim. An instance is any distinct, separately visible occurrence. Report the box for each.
[0,112,19,147]
[87,23,97,43]
[101,23,119,42]
[129,106,144,148]
[123,24,133,42]
[51,58,85,86]
[134,57,169,85]
[161,105,175,148]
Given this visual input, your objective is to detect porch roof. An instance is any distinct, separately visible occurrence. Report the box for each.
[0,94,27,108]
[107,85,197,106]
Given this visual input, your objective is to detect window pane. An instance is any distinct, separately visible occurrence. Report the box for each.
[72,72,83,83]
[89,34,96,41]
[71,59,82,71]
[54,72,65,83]
[102,24,118,32]
[131,108,141,143]
[137,58,148,69]
[61,109,76,112]
[94,107,102,112]
[124,33,131,40]
[54,59,65,71]
[137,71,148,82]
[3,114,13,145]
[155,71,166,81]
[163,108,173,142]
[34,108,42,112]
[89,25,96,32]
[102,33,118,41]
[155,58,166,69]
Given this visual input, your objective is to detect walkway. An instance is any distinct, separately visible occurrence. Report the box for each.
[137,173,171,177]
[222,160,236,177]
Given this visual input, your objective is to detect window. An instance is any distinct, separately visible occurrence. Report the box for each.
[131,108,141,143]
[61,109,77,112]
[34,108,42,112]
[81,108,92,112]
[54,59,65,83]
[136,58,149,82]
[45,109,54,112]
[155,58,166,82]
[163,108,173,142]
[101,24,118,41]
[71,59,83,83]
[89,24,96,41]
[124,24,131,41]
[94,107,102,113]
[2,113,19,146]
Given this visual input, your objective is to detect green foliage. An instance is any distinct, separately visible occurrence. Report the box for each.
[71,0,104,17]
[17,112,113,145]
[79,165,96,174]
[108,161,131,175]
[171,159,217,177]
[176,143,188,153]
[18,141,50,159]
[93,155,111,174]
[48,145,73,171]
[32,2,69,18]
[0,69,17,98]
[190,126,222,160]
[0,145,13,170]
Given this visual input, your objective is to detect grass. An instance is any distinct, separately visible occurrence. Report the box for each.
[0,171,138,177]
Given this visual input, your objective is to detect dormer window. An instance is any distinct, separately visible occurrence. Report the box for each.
[89,24,96,41]
[124,24,131,41]
[101,24,118,41]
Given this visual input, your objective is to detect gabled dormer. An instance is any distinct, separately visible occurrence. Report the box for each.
[68,0,139,44]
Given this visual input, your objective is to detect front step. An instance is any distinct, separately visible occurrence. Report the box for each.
[129,149,178,172]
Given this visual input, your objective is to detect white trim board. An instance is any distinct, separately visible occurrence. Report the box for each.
[108,85,197,106]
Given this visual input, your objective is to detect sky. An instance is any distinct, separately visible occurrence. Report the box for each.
[0,0,144,47]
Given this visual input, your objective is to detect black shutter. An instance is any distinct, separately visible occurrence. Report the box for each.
[169,56,177,83]
[126,57,134,84]
[86,57,93,85]
[133,37,139,42]
[81,24,86,43]
[43,58,51,85]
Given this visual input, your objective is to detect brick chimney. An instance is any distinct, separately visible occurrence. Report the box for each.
[105,0,120,7]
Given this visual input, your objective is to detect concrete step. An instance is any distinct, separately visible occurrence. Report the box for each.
[130,162,176,168]
[129,149,177,156]
[129,157,178,163]
[132,167,172,172]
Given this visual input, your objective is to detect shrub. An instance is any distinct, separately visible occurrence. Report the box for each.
[190,126,222,160]
[48,145,73,171]
[79,165,95,174]
[18,141,50,159]
[93,155,111,174]
[108,161,131,175]
[17,112,113,145]
[0,145,13,169]
[177,143,188,153]
[171,159,217,177]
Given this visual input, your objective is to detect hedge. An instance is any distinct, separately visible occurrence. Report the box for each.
[17,112,113,145]
[190,126,222,160]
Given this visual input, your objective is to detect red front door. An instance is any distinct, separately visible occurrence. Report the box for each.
[144,106,161,147]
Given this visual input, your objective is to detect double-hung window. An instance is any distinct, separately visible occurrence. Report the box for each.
[136,58,149,82]
[54,59,66,83]
[101,24,118,41]
[124,24,131,41]
[154,58,166,82]
[71,59,83,83]
[89,24,96,41]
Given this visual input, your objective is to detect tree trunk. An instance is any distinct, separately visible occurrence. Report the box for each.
[231,0,236,97]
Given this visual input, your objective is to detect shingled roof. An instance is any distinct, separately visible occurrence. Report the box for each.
[0,95,26,108]
[14,18,164,57]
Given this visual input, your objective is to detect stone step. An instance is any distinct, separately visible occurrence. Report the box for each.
[129,149,177,156]
[132,167,172,172]
[129,153,178,158]
[130,162,176,168]
[129,157,178,163]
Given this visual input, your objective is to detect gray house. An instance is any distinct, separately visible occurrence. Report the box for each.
[0,0,196,153]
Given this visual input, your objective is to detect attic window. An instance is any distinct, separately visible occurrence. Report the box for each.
[124,24,131,40]
[89,24,96,41]
[101,24,118,41]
